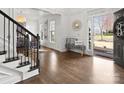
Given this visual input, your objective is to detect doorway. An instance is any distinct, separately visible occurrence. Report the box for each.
[89,12,114,58]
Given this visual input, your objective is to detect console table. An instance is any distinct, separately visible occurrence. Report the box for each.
[65,38,86,55]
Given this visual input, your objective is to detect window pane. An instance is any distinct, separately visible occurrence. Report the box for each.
[93,13,114,50]
[50,20,55,31]
[50,20,55,43]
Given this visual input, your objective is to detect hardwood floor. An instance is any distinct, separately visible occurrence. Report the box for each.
[20,48,124,84]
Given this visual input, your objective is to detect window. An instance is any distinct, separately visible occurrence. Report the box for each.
[40,24,44,40]
[49,20,55,43]
[93,14,114,50]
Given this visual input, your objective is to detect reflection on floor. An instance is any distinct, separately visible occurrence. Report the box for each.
[20,48,124,84]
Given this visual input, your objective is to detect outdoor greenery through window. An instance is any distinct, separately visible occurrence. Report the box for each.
[93,13,114,50]
[50,20,55,43]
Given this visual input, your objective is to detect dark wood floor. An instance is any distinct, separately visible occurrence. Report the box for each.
[20,48,124,84]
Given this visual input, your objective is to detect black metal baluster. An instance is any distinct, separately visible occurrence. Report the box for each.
[36,34,40,73]
[3,16,6,53]
[17,26,19,58]
[0,10,40,72]
[22,33,25,65]
[30,40,33,69]
[34,38,36,67]
[13,22,15,59]
[8,20,10,60]
[24,35,26,64]
[20,56,23,65]
[27,34,29,63]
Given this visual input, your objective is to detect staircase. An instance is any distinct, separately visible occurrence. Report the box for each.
[0,10,40,84]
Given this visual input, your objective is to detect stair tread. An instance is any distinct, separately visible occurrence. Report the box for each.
[3,57,19,63]
[16,61,30,68]
[0,10,40,83]
[28,66,38,72]
[0,51,7,55]
[0,65,21,84]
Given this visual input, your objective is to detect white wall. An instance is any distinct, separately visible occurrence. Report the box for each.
[67,10,90,55]
[39,8,121,55]
[14,8,39,36]
[39,14,68,52]
[39,9,89,53]
[58,13,70,51]
[26,20,39,35]
[0,8,14,39]
[66,8,120,55]
[0,8,17,57]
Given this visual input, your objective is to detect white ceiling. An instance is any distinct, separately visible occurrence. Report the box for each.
[15,8,120,21]
[15,8,85,17]
[15,8,48,20]
[35,8,120,15]
[15,8,65,20]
